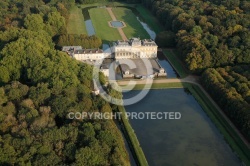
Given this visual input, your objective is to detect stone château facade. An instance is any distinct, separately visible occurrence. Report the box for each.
[112,38,158,59]
[62,38,158,61]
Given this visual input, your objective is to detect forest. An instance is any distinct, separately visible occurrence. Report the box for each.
[142,0,250,72]
[0,0,129,165]
[201,66,250,141]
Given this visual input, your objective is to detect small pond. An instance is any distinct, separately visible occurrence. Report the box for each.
[110,21,125,28]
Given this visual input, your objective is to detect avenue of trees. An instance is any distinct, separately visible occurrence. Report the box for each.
[0,0,130,165]
[201,66,250,141]
[142,0,250,73]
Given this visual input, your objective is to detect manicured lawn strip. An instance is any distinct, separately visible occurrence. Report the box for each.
[188,84,250,165]
[118,106,149,166]
[67,5,87,34]
[112,8,150,39]
[89,8,121,42]
[136,5,164,34]
[163,50,189,78]
[120,82,185,90]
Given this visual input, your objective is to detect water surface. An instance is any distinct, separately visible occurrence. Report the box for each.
[111,21,124,28]
[82,7,96,36]
[157,51,178,78]
[123,89,241,166]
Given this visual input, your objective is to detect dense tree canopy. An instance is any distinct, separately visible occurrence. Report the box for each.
[57,34,102,49]
[0,0,129,165]
[142,0,250,72]
[201,66,250,141]
[155,31,176,48]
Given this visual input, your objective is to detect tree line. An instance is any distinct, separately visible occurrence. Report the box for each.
[201,66,250,141]
[57,34,102,49]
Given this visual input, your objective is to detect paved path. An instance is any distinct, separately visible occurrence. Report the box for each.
[106,8,128,40]
[116,75,250,148]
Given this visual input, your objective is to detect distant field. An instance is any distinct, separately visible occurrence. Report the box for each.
[89,8,121,42]
[67,6,87,34]
[112,7,150,39]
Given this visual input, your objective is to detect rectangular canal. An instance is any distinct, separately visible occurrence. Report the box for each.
[123,89,241,166]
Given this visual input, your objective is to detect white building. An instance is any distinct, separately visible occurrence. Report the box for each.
[112,38,158,59]
[72,48,105,61]
[62,38,158,61]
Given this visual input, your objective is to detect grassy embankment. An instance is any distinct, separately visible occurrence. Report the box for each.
[112,7,150,39]
[118,106,149,166]
[67,5,87,34]
[163,50,189,78]
[120,82,185,90]
[89,8,122,42]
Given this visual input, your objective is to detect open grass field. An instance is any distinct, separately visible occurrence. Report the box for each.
[112,7,150,39]
[67,6,87,34]
[89,8,122,42]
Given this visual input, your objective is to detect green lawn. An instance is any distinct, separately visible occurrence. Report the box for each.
[136,5,164,34]
[120,82,186,90]
[112,7,150,39]
[67,6,87,34]
[89,8,121,42]
[163,49,189,78]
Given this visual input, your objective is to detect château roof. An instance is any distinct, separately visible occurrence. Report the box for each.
[114,38,157,47]
[74,48,103,54]
[62,46,82,52]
